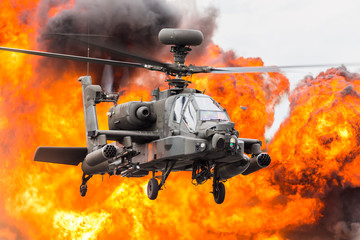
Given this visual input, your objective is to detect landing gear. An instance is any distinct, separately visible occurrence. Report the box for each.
[80,185,87,197]
[147,178,159,200]
[146,161,176,200]
[80,174,92,197]
[213,181,225,204]
[212,165,225,204]
[159,161,176,189]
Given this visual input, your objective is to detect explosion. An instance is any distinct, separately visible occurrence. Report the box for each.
[269,68,360,239]
[0,1,359,240]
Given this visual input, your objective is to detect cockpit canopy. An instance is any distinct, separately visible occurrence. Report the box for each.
[195,96,228,121]
[171,94,229,132]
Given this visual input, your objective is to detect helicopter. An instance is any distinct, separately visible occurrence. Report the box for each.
[0,28,351,204]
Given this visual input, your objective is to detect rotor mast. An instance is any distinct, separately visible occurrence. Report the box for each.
[158,28,204,89]
[167,45,192,88]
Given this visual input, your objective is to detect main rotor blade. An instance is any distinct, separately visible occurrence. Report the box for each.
[210,63,360,74]
[210,66,281,73]
[86,38,169,67]
[45,33,109,38]
[0,46,145,69]
[45,33,169,67]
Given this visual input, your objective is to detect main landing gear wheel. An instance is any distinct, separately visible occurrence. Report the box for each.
[213,182,225,204]
[147,178,159,200]
[80,174,92,197]
[80,185,87,197]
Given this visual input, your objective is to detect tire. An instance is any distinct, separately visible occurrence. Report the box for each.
[213,182,225,204]
[147,178,159,200]
[80,185,87,197]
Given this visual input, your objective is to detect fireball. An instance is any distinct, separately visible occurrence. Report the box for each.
[0,1,359,240]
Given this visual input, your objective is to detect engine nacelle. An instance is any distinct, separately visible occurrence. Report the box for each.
[108,102,156,130]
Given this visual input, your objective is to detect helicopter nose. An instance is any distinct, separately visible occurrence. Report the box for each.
[211,133,238,151]
[212,134,226,150]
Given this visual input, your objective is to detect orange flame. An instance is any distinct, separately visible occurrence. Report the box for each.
[267,68,360,238]
[1,1,360,239]
[269,68,360,194]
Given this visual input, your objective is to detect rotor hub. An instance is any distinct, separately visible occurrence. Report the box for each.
[158,28,205,89]
[171,45,192,65]
[166,77,191,89]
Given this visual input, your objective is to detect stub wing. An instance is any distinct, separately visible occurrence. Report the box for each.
[34,147,88,166]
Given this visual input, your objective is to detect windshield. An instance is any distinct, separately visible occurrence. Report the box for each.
[195,96,229,121]
[200,111,228,121]
[195,97,221,111]
[173,96,187,123]
[183,102,197,132]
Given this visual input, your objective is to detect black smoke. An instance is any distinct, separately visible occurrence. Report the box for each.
[35,0,218,91]
[284,187,360,240]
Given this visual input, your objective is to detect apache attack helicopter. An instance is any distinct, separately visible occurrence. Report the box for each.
[0,29,349,204]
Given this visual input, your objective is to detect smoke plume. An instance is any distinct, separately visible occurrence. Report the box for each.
[36,0,218,91]
[285,187,360,240]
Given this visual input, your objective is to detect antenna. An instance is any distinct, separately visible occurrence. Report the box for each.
[87,19,90,76]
